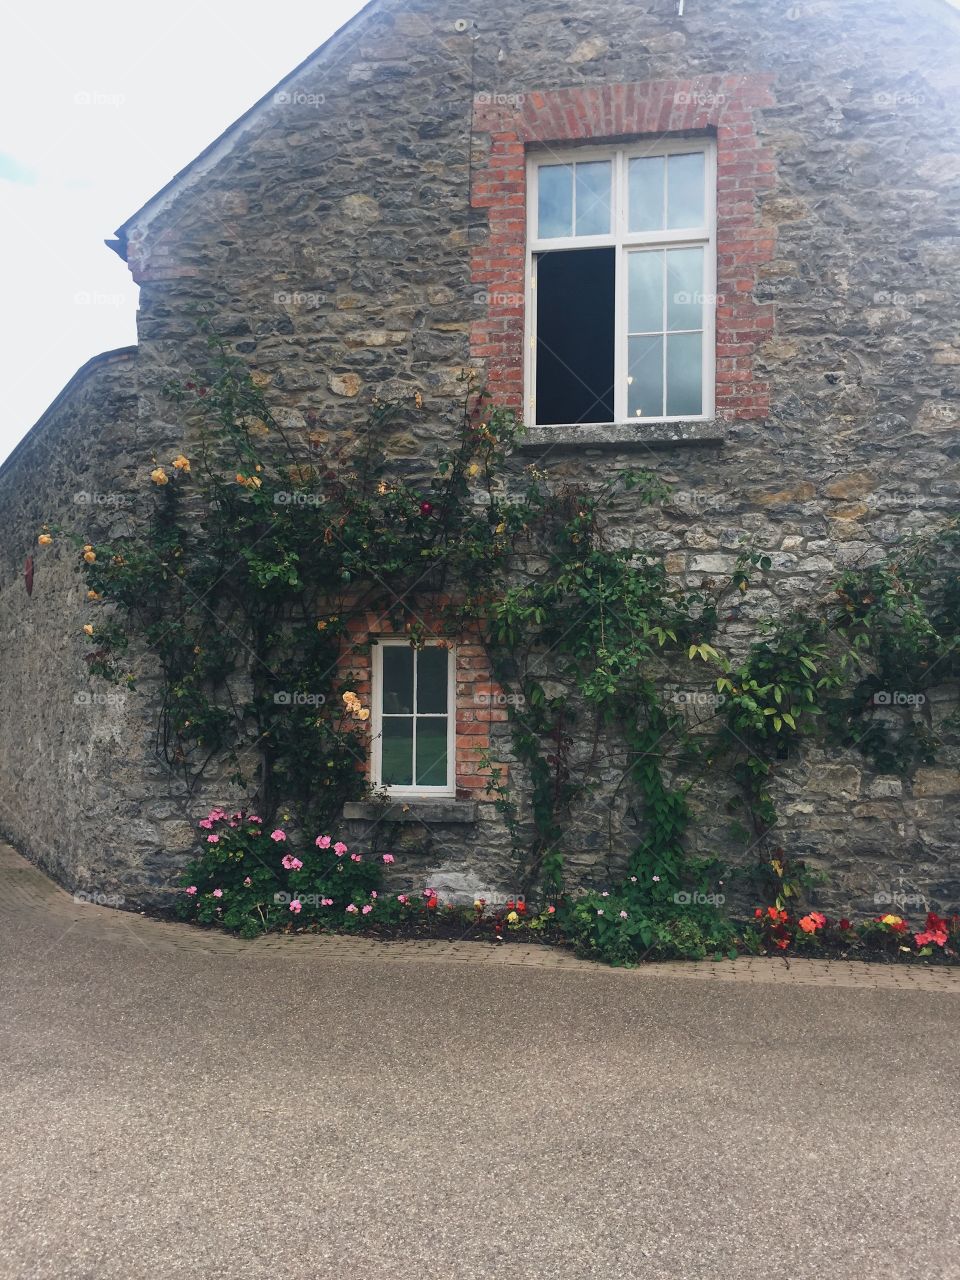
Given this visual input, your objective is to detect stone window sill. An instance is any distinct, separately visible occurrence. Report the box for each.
[342,800,479,825]
[516,419,728,451]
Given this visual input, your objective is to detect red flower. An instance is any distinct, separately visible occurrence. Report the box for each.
[754,908,763,919]
[915,914,949,948]
[516,901,527,915]
[419,501,433,516]
[838,918,852,932]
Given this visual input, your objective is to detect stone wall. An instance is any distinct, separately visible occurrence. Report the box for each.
[0,350,205,904]
[2,0,958,915]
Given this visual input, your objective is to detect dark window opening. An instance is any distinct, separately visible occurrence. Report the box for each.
[535,248,615,426]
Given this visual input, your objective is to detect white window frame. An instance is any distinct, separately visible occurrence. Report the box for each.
[524,139,717,427]
[370,640,456,798]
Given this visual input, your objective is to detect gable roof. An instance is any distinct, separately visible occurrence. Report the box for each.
[106,0,960,263]
[107,0,381,262]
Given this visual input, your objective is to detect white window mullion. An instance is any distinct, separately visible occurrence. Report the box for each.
[410,649,419,788]
[614,153,626,424]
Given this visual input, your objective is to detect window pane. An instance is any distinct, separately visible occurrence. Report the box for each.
[381,718,413,786]
[538,165,573,238]
[416,718,448,788]
[627,335,664,419]
[628,251,663,334]
[666,248,704,331]
[666,152,705,228]
[535,248,616,425]
[575,161,612,236]
[382,647,413,714]
[417,647,448,714]
[666,332,703,416]
[628,156,665,232]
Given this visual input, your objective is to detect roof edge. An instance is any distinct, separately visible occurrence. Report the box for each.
[0,346,138,482]
[110,0,382,261]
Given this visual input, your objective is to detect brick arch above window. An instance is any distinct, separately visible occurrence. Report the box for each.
[470,77,777,424]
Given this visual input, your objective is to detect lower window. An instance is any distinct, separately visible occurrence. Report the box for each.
[371,641,455,797]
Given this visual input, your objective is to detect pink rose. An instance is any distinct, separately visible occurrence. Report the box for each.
[243,877,252,887]
[397,894,408,905]
[206,835,219,844]
[315,835,331,849]
[198,819,213,830]
[346,904,359,914]
[289,900,302,914]
[371,891,378,899]
[185,886,197,896]
[249,815,263,824]
[291,858,303,871]
[382,853,395,864]
[361,904,373,915]
[212,888,223,899]
[334,842,348,856]
[281,854,295,870]
[270,829,286,843]
[321,897,333,906]
[350,853,361,863]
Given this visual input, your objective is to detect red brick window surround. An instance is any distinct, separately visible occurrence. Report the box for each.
[339,611,508,802]
[471,77,776,423]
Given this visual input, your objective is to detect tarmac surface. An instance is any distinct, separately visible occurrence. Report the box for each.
[1,841,958,1279]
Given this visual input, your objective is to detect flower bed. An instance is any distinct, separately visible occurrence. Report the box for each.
[176,810,960,964]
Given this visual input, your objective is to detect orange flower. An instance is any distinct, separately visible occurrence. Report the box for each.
[82,624,94,637]
[172,454,191,472]
[150,467,169,486]
[37,533,52,547]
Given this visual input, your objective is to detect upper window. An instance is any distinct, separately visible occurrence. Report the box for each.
[526,142,717,427]
[371,641,455,797]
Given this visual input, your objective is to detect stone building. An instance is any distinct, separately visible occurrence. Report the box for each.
[1,0,958,915]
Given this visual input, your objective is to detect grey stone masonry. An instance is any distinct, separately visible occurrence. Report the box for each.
[0,0,958,917]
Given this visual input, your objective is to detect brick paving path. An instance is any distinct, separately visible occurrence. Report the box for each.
[3,840,958,993]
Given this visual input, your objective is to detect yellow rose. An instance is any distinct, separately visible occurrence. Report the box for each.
[83,550,96,564]
[150,467,169,486]
[882,914,903,927]
[82,624,94,637]
[506,910,519,924]
[356,707,370,721]
[87,590,100,601]
[467,463,480,477]
[172,454,191,472]
[37,534,52,546]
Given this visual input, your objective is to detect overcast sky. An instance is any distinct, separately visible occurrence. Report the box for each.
[0,0,369,464]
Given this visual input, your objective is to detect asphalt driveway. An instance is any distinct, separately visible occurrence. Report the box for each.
[1,843,958,1280]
